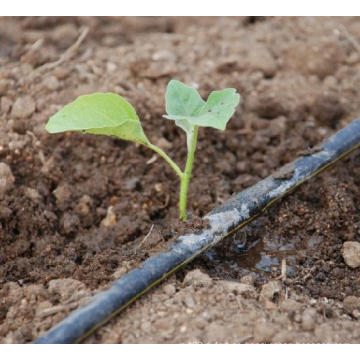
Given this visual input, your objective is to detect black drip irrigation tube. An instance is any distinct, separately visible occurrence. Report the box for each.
[35,118,360,344]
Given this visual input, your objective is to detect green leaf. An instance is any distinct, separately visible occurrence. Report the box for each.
[46,93,150,145]
[195,88,240,130]
[165,80,205,117]
[163,80,204,136]
[164,80,240,131]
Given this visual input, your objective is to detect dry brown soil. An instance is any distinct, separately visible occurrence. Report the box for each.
[0,16,360,343]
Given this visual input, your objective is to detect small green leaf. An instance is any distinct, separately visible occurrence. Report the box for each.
[164,81,240,131]
[46,93,150,145]
[165,80,205,117]
[195,88,240,130]
[163,80,204,137]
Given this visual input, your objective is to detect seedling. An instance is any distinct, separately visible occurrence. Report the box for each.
[46,80,240,220]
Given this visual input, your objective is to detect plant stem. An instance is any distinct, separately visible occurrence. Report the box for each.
[146,143,183,179]
[146,126,199,221]
[179,125,199,221]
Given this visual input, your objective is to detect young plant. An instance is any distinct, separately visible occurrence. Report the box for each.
[46,80,240,220]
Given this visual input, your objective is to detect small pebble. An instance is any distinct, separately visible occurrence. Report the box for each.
[341,241,360,268]
[106,62,117,73]
[48,278,87,302]
[11,95,36,119]
[79,194,93,206]
[6,282,23,305]
[24,187,43,202]
[0,79,10,95]
[343,296,360,314]
[180,325,187,333]
[124,176,140,191]
[312,91,344,127]
[1,96,12,114]
[51,23,78,48]
[253,321,277,343]
[247,45,278,77]
[301,307,317,331]
[163,284,176,296]
[43,76,59,91]
[153,318,168,330]
[183,294,196,308]
[53,184,72,206]
[75,202,90,216]
[0,162,15,198]
[100,206,117,227]
[75,195,92,216]
[61,213,80,234]
[112,265,129,279]
[240,274,254,285]
[24,284,48,302]
[194,318,207,330]
[154,137,172,151]
[154,183,163,193]
[0,206,12,219]
[280,299,302,312]
[183,269,213,288]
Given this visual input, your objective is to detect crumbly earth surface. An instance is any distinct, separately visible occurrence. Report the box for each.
[1,16,360,344]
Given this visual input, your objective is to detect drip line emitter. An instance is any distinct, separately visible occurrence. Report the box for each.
[35,117,360,343]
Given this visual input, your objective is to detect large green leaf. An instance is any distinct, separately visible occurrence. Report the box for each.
[46,93,150,145]
[163,80,240,131]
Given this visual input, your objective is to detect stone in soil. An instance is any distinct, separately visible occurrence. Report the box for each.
[42,76,60,91]
[53,184,72,208]
[24,187,43,202]
[343,296,360,314]
[301,308,317,331]
[341,242,360,269]
[100,206,117,227]
[183,269,213,288]
[1,97,12,114]
[0,162,15,198]
[61,213,80,235]
[48,278,88,302]
[11,96,36,119]
[163,284,176,296]
[0,79,11,95]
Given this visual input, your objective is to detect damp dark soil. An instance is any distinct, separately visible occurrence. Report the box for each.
[1,16,360,343]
